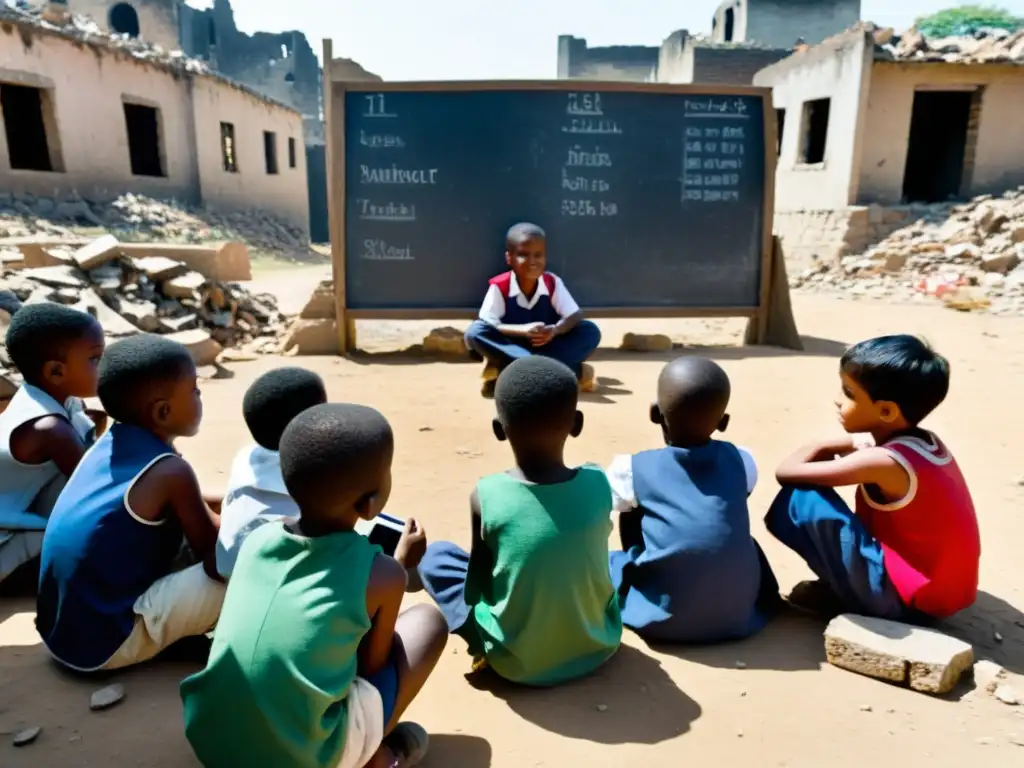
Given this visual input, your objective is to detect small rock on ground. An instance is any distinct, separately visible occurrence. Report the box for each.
[90,683,125,711]
[13,726,41,746]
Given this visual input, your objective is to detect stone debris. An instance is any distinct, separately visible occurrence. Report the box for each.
[995,682,1022,706]
[824,613,974,694]
[974,659,1009,693]
[791,188,1024,316]
[0,192,317,262]
[874,24,1024,65]
[89,683,125,711]
[423,327,469,356]
[621,332,674,352]
[12,726,41,747]
[0,236,289,389]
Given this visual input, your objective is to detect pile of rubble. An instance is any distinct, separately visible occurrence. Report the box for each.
[0,235,290,395]
[0,192,316,260]
[872,23,1024,63]
[792,189,1024,315]
[0,3,210,75]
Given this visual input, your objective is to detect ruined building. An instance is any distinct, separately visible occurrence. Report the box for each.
[558,0,861,84]
[44,0,380,241]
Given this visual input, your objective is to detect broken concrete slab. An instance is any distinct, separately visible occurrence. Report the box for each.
[824,613,973,694]
[72,234,121,270]
[423,327,468,356]
[19,265,87,289]
[131,256,190,283]
[162,271,207,299]
[280,319,339,355]
[299,280,336,320]
[73,290,141,337]
[116,242,251,282]
[20,244,73,269]
[166,329,224,367]
[117,298,161,332]
[12,726,41,746]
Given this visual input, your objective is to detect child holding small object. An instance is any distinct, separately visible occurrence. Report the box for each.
[418,356,621,685]
[767,335,980,621]
[607,357,780,644]
[464,222,601,397]
[182,403,447,768]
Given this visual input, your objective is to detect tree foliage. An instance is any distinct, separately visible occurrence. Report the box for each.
[916,5,1024,37]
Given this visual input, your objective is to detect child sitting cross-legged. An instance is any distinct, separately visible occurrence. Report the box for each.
[215,366,327,579]
[418,356,622,685]
[766,335,980,622]
[182,403,448,768]
[36,334,224,671]
[607,357,781,644]
[0,304,107,584]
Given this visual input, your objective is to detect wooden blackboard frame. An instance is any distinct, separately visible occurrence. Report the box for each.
[323,39,778,353]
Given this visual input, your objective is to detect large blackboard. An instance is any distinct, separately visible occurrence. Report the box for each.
[333,83,773,315]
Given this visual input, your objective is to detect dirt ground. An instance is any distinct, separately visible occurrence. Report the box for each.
[2,275,1024,766]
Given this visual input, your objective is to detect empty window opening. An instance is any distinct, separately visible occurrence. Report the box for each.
[288,137,297,168]
[109,3,140,37]
[799,98,830,164]
[724,7,735,42]
[123,103,164,177]
[264,131,278,175]
[208,18,217,46]
[1,84,58,172]
[902,90,974,204]
[220,122,237,172]
[775,108,786,156]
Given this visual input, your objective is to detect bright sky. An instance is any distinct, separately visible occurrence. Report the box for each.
[224,0,1024,80]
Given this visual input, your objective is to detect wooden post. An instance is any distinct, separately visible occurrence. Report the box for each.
[322,39,351,354]
[754,87,779,345]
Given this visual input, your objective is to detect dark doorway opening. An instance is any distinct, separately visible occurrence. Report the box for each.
[123,103,164,177]
[775,108,786,156]
[799,98,830,164]
[264,131,279,175]
[109,3,140,37]
[902,90,973,203]
[1,84,55,171]
[724,8,735,42]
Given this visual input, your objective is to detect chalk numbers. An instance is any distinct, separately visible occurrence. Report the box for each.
[363,93,396,118]
[567,92,603,116]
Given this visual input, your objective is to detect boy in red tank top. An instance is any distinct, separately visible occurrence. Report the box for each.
[765,335,980,621]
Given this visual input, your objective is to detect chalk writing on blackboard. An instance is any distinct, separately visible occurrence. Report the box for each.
[363,93,398,119]
[681,118,747,203]
[360,130,406,148]
[356,199,417,222]
[362,238,414,261]
[359,165,439,185]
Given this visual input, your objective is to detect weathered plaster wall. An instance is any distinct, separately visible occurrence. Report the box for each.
[192,75,308,232]
[754,29,874,210]
[0,21,199,202]
[557,35,658,81]
[857,61,1024,204]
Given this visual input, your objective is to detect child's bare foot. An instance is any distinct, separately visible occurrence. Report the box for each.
[786,579,845,618]
[383,722,430,767]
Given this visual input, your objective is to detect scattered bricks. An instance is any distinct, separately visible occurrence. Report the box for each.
[981,251,1021,274]
[131,256,189,283]
[20,245,72,268]
[423,327,468,356]
[824,613,973,694]
[72,234,121,270]
[280,319,339,355]
[620,333,673,352]
[162,271,207,299]
[20,265,87,289]
[72,289,141,338]
[166,329,224,367]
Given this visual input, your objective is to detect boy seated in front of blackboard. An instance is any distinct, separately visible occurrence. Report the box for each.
[464,222,601,397]
[418,356,622,685]
[607,357,782,644]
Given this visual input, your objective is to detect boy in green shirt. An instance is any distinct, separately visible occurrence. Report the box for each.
[418,356,622,686]
[180,404,448,768]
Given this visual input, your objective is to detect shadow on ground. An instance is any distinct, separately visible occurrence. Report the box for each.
[943,590,1024,675]
[467,644,700,745]
[421,734,492,767]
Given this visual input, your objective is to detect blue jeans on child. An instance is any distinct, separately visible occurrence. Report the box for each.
[765,485,918,622]
[417,542,474,636]
[464,319,601,376]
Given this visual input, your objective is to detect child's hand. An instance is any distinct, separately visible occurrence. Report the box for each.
[394,517,427,570]
[529,324,555,347]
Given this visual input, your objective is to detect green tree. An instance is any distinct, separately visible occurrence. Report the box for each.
[916,5,1024,37]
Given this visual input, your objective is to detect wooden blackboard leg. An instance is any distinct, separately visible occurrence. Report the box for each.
[744,236,802,350]
[345,316,357,354]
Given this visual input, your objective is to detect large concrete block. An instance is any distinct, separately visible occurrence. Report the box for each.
[824,613,973,694]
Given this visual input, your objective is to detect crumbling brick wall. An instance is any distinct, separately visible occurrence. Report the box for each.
[557,35,659,81]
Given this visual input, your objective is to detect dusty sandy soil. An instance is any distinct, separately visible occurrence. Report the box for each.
[2,284,1023,767]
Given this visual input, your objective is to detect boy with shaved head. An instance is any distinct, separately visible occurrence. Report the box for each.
[605,356,781,643]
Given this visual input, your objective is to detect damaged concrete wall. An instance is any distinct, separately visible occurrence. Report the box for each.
[68,0,182,51]
[179,0,322,142]
[657,30,789,84]
[557,35,658,81]
[712,0,860,48]
[0,20,200,202]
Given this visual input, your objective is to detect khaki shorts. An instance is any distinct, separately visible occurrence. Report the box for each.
[102,563,226,670]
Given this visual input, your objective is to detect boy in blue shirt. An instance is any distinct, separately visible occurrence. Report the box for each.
[606,357,781,643]
[464,222,601,397]
[36,334,224,671]
[0,304,106,584]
